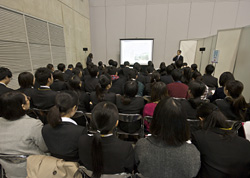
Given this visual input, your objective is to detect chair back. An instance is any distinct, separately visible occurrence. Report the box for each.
[118,113,142,123]
[71,111,89,127]
[143,116,153,123]
[27,108,49,124]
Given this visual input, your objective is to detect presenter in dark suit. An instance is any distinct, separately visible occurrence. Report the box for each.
[32,67,57,109]
[0,67,13,95]
[173,50,183,62]
[42,92,86,162]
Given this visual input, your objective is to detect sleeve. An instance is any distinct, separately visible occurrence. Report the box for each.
[191,132,200,150]
[30,120,48,152]
[123,144,136,173]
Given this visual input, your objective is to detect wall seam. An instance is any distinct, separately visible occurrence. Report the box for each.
[164,3,170,61]
[105,0,108,63]
[234,1,240,28]
[209,1,216,35]
[186,2,192,39]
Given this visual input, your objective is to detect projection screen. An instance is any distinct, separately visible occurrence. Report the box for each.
[120,39,154,65]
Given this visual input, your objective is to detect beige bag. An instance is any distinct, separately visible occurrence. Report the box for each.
[26,155,82,178]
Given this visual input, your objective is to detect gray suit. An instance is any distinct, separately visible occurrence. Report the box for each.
[0,115,47,178]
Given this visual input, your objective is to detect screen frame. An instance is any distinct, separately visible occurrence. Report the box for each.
[120,38,154,65]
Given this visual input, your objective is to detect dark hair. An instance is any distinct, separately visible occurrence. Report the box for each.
[46,64,54,71]
[197,103,231,130]
[18,72,34,88]
[68,75,81,92]
[96,74,111,102]
[47,92,78,128]
[128,69,138,80]
[0,91,27,120]
[219,72,234,87]
[146,66,154,74]
[151,82,168,102]
[159,62,167,75]
[225,80,249,121]
[72,68,82,78]
[75,62,83,70]
[122,81,138,105]
[205,64,215,75]
[91,102,119,178]
[192,71,202,81]
[189,81,206,98]
[68,64,73,69]
[108,66,117,75]
[89,65,99,77]
[35,67,52,85]
[53,70,64,81]
[150,97,190,146]
[177,50,182,53]
[191,64,198,71]
[150,71,160,84]
[171,69,182,81]
[98,61,103,67]
[0,67,12,81]
[183,62,188,66]
[112,61,118,67]
[88,53,93,59]
[148,61,154,68]
[181,67,192,85]
[108,59,114,66]
[175,60,183,69]
[166,65,174,75]
[57,63,66,72]
[124,61,130,66]
[133,62,141,72]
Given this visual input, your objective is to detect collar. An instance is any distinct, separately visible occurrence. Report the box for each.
[61,117,77,125]
[87,133,113,138]
[40,85,50,89]
[0,82,6,86]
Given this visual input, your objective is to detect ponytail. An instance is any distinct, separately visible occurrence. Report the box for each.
[96,74,112,102]
[95,85,105,102]
[228,95,248,121]
[121,95,132,105]
[91,131,103,178]
[47,106,62,128]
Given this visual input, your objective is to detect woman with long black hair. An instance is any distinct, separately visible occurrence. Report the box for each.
[78,102,135,178]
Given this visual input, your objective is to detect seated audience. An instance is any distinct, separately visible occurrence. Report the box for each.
[167,69,188,98]
[50,70,67,91]
[42,92,86,161]
[32,67,57,109]
[192,103,250,178]
[214,80,250,121]
[17,71,35,98]
[175,59,183,69]
[181,67,192,85]
[178,81,207,120]
[160,65,174,85]
[78,102,135,177]
[136,97,200,178]
[0,91,47,178]
[108,66,125,95]
[64,64,74,82]
[68,75,90,112]
[143,82,168,131]
[116,81,145,133]
[208,71,235,102]
[128,69,144,96]
[202,64,218,88]
[90,74,116,109]
[122,61,131,78]
[46,63,54,72]
[144,71,160,96]
[84,64,99,92]
[133,62,146,85]
[57,63,67,81]
[0,67,13,95]
[191,63,198,73]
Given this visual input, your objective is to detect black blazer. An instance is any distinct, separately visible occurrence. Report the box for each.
[42,122,86,161]
[84,76,99,92]
[208,87,226,102]
[160,75,173,85]
[50,80,67,91]
[16,87,35,98]
[173,55,183,62]
[0,84,13,95]
[90,91,116,109]
[78,134,135,174]
[109,77,126,95]
[31,87,58,109]
[116,95,144,114]
[192,128,250,178]
[202,74,218,88]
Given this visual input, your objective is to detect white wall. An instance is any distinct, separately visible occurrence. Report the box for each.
[90,0,250,68]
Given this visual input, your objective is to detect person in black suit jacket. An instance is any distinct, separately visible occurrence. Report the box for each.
[172,50,183,62]
[202,64,218,88]
[192,103,250,178]
[32,67,57,109]
[78,102,135,176]
[42,92,86,162]
[0,67,13,95]
[64,64,74,82]
[84,64,99,92]
[50,70,67,91]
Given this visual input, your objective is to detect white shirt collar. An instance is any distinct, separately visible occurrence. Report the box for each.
[0,82,6,86]
[61,117,77,125]
[40,85,50,89]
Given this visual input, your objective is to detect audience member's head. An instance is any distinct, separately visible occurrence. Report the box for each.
[219,72,235,87]
[128,69,138,80]
[150,71,161,83]
[151,82,168,102]
[75,62,83,70]
[197,103,230,130]
[108,66,117,76]
[90,101,119,178]
[68,75,81,91]
[46,64,54,72]
[112,61,118,68]
[122,80,138,105]
[88,53,93,59]
[124,61,130,67]
[166,65,174,75]
[0,91,29,120]
[0,67,12,85]
[183,62,188,67]
[175,59,183,69]
[68,64,74,70]
[148,61,154,68]
[171,69,182,82]
[47,92,78,128]
[96,74,112,101]
[18,72,34,88]
[146,66,154,74]
[192,71,202,81]
[98,61,103,67]
[133,62,141,72]
[108,59,114,66]
[191,64,198,72]
[188,81,206,98]
[88,65,99,77]
[35,67,53,86]
[205,64,215,75]
[72,68,82,78]
[159,62,167,75]
[53,70,64,81]
[150,97,190,146]
[57,63,66,72]
[182,67,192,84]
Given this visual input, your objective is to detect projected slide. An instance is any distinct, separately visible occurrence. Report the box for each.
[120,39,154,65]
